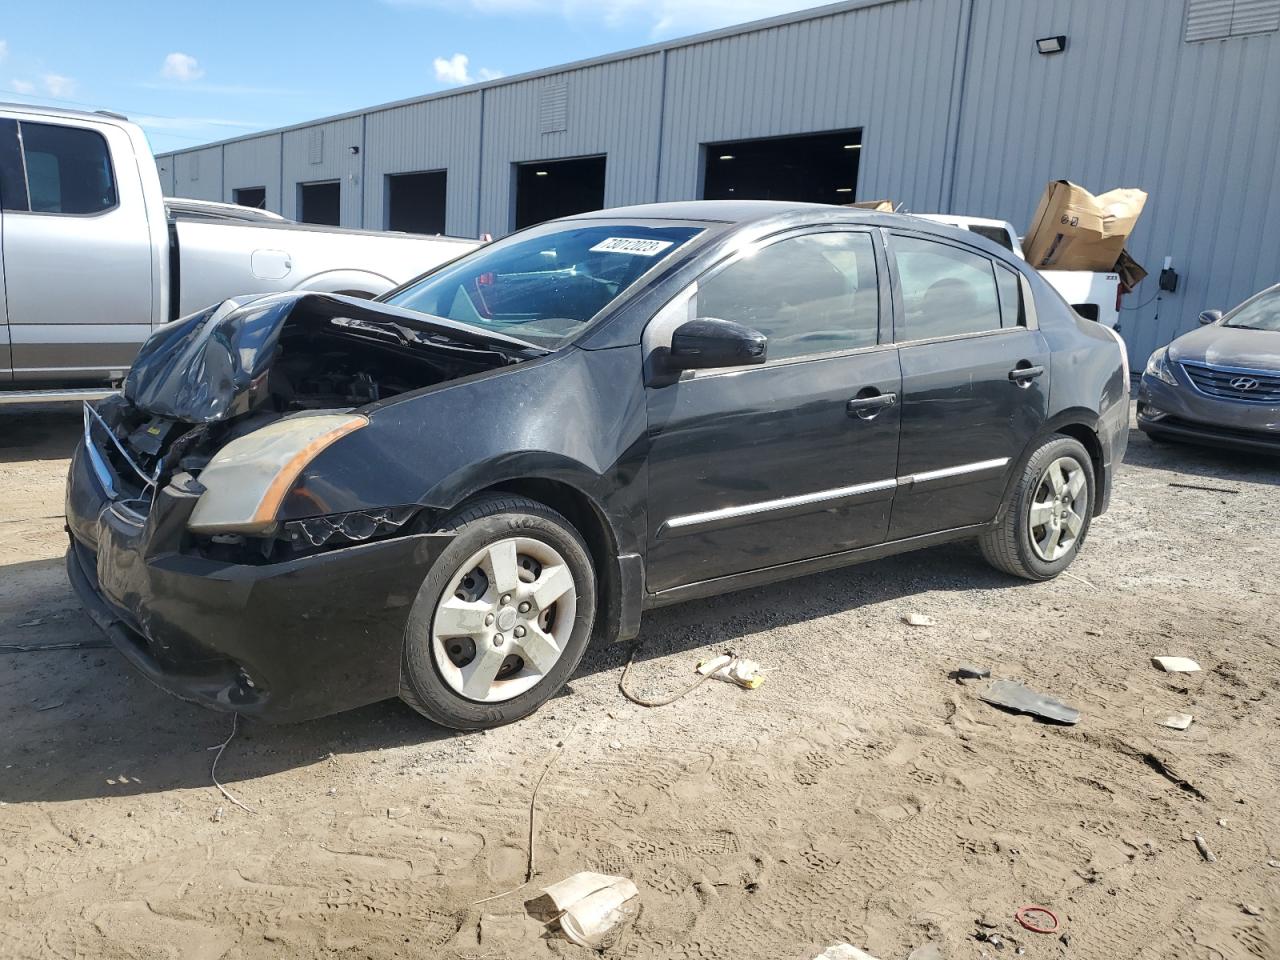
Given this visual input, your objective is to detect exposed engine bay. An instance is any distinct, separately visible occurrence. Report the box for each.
[86,292,529,558]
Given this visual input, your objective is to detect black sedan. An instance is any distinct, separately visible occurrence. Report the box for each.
[1138,283,1280,454]
[66,201,1129,728]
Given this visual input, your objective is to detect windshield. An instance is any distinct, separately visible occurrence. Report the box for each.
[1223,286,1280,332]
[383,221,704,347]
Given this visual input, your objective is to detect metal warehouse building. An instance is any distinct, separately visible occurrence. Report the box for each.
[157,0,1280,362]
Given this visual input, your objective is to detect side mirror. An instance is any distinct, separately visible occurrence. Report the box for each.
[1198,309,1222,326]
[668,317,767,371]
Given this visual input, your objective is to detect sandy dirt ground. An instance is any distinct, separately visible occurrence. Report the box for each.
[1,403,1277,960]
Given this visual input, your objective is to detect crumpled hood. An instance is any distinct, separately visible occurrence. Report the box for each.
[1168,323,1280,371]
[123,292,535,423]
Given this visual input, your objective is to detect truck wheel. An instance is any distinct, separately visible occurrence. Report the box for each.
[979,435,1095,581]
[400,495,596,729]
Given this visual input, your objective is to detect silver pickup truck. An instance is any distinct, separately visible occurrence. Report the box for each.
[0,103,480,403]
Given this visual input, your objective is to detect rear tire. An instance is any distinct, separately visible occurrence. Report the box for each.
[399,494,596,729]
[979,435,1095,581]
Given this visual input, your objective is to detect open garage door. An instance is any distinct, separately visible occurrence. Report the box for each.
[702,129,862,204]
[386,171,447,234]
[298,180,341,226]
[514,156,605,230]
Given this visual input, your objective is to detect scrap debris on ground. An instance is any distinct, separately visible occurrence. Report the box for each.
[1,403,1278,960]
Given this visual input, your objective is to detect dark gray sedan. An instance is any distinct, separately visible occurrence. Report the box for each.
[1138,284,1280,454]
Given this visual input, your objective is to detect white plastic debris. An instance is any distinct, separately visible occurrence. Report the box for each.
[697,654,765,689]
[1152,656,1201,673]
[903,613,936,627]
[815,945,881,960]
[542,872,639,949]
[1156,713,1194,730]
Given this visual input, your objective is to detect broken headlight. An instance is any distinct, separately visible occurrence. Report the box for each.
[285,506,418,548]
[187,413,368,534]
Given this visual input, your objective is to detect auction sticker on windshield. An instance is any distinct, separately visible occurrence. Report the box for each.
[590,237,675,256]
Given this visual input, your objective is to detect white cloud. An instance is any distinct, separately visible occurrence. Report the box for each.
[432,52,503,85]
[42,73,76,97]
[161,52,205,82]
[11,78,35,95]
[390,0,817,36]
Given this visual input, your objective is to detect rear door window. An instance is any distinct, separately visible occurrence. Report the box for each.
[0,118,29,211]
[695,231,881,362]
[18,121,118,215]
[889,234,1002,341]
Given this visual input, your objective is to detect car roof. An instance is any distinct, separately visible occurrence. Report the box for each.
[565,199,865,225]
[0,100,131,125]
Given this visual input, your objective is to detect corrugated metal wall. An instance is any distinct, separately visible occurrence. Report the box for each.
[952,0,1280,363]
[156,0,1280,355]
[169,145,222,202]
[223,134,283,210]
[280,116,363,223]
[478,54,666,234]
[364,92,483,236]
[658,0,964,207]
[156,156,175,195]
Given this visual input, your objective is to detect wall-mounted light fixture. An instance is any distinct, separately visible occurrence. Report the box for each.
[1036,35,1066,54]
[349,145,360,155]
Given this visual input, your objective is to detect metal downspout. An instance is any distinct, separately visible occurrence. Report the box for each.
[940,0,976,213]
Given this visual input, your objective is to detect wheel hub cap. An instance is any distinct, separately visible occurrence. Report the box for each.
[430,536,578,703]
[1028,456,1088,563]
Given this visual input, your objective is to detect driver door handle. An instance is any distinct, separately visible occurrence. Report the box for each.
[1008,364,1045,382]
[847,392,898,418]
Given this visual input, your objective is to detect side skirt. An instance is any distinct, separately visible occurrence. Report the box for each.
[644,523,990,609]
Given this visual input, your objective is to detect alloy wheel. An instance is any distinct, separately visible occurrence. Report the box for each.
[1027,456,1088,562]
[430,536,577,703]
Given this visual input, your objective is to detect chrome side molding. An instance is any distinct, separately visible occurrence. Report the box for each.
[661,478,897,536]
[660,457,1012,537]
[898,457,1010,487]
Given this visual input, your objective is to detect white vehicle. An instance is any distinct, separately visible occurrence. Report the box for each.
[914,214,1124,331]
[0,103,480,403]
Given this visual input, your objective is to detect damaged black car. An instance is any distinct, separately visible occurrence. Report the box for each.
[67,201,1129,728]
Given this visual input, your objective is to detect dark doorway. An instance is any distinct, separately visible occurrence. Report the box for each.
[386,170,447,234]
[233,186,267,209]
[298,180,341,226]
[514,155,606,230]
[702,129,862,204]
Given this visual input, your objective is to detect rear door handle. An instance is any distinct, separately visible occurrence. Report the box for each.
[847,392,898,419]
[1008,364,1045,383]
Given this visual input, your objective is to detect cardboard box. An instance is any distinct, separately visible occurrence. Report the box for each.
[1114,248,1148,293]
[1022,181,1147,271]
[849,199,896,212]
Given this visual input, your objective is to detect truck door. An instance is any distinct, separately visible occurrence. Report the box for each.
[0,119,18,383]
[0,117,155,383]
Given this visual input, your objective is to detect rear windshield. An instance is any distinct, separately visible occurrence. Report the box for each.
[1222,286,1280,332]
[384,221,703,348]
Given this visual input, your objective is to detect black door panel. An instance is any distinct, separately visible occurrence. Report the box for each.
[889,329,1050,539]
[645,349,902,591]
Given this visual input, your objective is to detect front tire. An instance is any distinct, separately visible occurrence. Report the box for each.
[980,435,1095,581]
[400,495,596,729]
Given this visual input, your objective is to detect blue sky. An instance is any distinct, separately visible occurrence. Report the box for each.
[1,0,822,153]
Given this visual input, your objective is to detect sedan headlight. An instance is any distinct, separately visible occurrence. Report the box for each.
[1144,348,1179,386]
[188,413,367,534]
